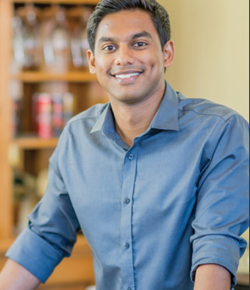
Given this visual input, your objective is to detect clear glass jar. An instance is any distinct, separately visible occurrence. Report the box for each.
[12,16,25,67]
[43,6,71,73]
[71,7,92,70]
[22,5,41,70]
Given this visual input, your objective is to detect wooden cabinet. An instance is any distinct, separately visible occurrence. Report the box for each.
[0,0,104,288]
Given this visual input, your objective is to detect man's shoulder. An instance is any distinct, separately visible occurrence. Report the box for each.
[51,103,109,161]
[67,103,108,125]
[177,92,241,122]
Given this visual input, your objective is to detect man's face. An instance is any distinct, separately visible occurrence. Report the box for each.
[88,9,174,105]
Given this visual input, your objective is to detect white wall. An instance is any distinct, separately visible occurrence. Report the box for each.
[158,0,249,121]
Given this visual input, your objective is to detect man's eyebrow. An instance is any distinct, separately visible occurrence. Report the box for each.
[98,36,116,44]
[131,31,153,40]
[98,31,152,44]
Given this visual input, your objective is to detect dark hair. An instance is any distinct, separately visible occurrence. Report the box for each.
[87,0,171,53]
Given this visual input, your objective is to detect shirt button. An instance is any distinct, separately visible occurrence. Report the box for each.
[124,198,130,204]
[124,243,130,249]
[128,154,134,160]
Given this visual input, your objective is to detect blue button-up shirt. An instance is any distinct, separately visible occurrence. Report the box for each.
[7,82,249,290]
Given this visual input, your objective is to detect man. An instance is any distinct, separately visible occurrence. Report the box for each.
[0,0,249,289]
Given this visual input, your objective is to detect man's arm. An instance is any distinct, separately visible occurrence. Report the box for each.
[194,264,231,290]
[0,259,40,290]
[191,115,249,289]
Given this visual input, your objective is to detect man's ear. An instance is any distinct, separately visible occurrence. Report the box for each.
[87,49,96,74]
[163,40,175,69]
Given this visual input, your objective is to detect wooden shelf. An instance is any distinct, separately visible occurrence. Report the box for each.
[11,72,97,83]
[10,0,99,4]
[13,136,59,149]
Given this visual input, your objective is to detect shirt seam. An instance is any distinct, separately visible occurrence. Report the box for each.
[196,114,237,189]
[179,108,238,122]
[49,161,65,186]
[49,127,70,180]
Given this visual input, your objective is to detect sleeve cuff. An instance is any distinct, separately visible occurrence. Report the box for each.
[6,228,65,283]
[191,256,237,288]
[191,235,245,288]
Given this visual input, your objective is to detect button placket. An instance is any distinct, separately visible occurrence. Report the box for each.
[120,147,138,290]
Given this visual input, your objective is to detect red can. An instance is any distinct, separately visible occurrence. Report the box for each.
[34,93,52,139]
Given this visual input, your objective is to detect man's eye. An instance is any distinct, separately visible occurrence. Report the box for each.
[134,42,147,47]
[103,45,116,51]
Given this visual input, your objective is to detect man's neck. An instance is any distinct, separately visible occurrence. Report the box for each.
[110,83,165,147]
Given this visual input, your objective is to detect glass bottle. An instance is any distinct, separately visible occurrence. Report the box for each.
[52,93,63,136]
[22,4,41,70]
[43,6,71,73]
[71,7,92,70]
[12,16,25,68]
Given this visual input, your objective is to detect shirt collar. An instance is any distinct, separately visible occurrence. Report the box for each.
[90,103,116,137]
[149,81,179,131]
[90,81,179,136]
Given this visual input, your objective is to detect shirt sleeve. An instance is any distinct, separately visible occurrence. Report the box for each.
[6,128,81,283]
[190,114,249,288]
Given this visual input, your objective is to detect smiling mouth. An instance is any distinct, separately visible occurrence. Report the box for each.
[111,71,143,80]
[114,72,142,79]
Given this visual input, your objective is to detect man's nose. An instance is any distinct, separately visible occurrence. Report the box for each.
[114,45,135,66]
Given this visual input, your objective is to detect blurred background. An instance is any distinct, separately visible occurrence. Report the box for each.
[0,0,249,289]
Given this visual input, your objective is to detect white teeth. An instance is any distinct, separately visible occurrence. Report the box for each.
[115,73,141,79]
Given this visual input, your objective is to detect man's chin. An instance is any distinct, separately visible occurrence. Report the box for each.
[109,91,147,105]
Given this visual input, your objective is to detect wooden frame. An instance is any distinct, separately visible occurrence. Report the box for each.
[0,0,13,239]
